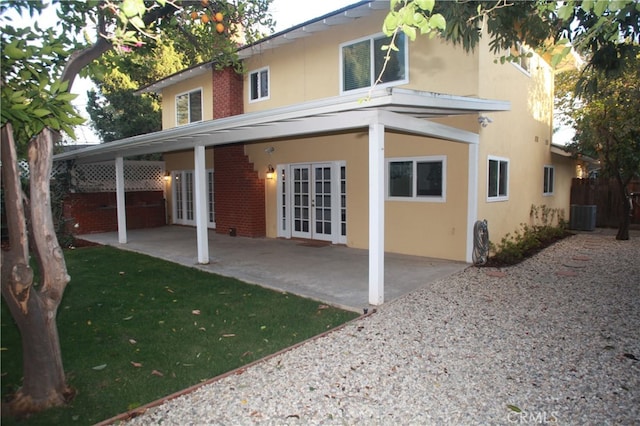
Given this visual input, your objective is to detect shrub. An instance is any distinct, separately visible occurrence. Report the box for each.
[487,205,570,266]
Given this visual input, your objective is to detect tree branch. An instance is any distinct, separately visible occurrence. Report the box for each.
[60,2,180,89]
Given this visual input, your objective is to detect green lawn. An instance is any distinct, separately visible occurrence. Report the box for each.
[1,246,359,425]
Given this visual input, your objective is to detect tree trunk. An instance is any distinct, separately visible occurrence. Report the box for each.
[616,177,630,241]
[1,125,73,417]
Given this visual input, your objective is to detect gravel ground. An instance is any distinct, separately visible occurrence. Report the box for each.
[124,230,640,425]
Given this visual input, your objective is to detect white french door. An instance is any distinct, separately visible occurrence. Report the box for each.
[278,162,346,244]
[172,169,215,228]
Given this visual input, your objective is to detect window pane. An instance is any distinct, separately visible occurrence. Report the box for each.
[189,90,202,122]
[488,159,498,197]
[389,161,412,197]
[260,70,269,97]
[416,161,442,196]
[373,33,405,84]
[544,167,549,192]
[250,72,259,100]
[544,166,554,194]
[499,161,508,196]
[176,93,188,125]
[343,40,371,91]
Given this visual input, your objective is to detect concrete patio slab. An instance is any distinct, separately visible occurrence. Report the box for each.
[78,226,468,312]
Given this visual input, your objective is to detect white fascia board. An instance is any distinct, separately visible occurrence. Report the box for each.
[550,144,572,157]
[389,88,511,113]
[54,91,391,163]
[137,63,212,95]
[378,110,479,144]
[176,111,378,149]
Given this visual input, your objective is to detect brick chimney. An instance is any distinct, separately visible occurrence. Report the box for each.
[212,67,244,119]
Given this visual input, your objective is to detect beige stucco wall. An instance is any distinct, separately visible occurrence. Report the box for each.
[161,72,214,130]
[242,10,480,112]
[472,34,571,245]
[245,126,472,261]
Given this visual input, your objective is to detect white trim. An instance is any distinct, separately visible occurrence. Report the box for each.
[115,157,127,244]
[369,122,385,306]
[194,146,209,264]
[277,162,346,244]
[175,87,203,126]
[385,155,447,202]
[486,155,510,202]
[466,144,479,263]
[339,32,409,95]
[276,164,289,238]
[248,66,270,103]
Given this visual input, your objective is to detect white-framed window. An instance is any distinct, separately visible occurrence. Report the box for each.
[249,67,269,102]
[511,42,532,75]
[176,88,203,126]
[487,156,509,201]
[340,32,408,94]
[386,156,446,202]
[543,165,555,195]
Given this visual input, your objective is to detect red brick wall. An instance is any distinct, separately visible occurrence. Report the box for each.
[212,67,244,119]
[213,145,266,237]
[63,191,166,235]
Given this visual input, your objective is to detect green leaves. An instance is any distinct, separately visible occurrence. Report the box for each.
[383,0,446,39]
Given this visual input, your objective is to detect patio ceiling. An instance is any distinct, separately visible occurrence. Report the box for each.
[55,88,510,165]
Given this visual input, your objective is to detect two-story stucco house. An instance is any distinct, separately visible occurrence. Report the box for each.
[55,0,575,304]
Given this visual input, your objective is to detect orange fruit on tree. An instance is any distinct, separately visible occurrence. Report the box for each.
[190,11,198,20]
[201,0,209,6]
[216,23,224,33]
[214,12,223,22]
[201,14,210,24]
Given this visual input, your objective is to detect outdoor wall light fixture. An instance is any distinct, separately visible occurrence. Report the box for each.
[163,171,171,181]
[266,164,275,180]
[478,115,493,127]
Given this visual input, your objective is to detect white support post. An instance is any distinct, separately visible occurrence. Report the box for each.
[115,156,127,244]
[466,143,479,263]
[194,145,209,264]
[368,122,385,305]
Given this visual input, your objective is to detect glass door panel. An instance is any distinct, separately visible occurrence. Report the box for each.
[291,165,311,238]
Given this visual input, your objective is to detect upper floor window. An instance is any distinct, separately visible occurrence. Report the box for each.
[341,32,408,93]
[249,67,269,102]
[487,156,509,201]
[176,89,202,126]
[511,42,532,75]
[543,165,555,195]
[387,156,446,202]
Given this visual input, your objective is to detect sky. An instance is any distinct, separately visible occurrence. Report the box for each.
[270,0,356,32]
[68,0,359,144]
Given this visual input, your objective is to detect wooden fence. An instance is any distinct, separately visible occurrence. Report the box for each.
[570,178,640,229]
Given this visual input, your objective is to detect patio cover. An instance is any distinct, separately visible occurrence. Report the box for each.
[54,87,510,305]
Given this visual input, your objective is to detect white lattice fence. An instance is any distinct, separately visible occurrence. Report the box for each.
[18,160,74,179]
[19,160,165,192]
